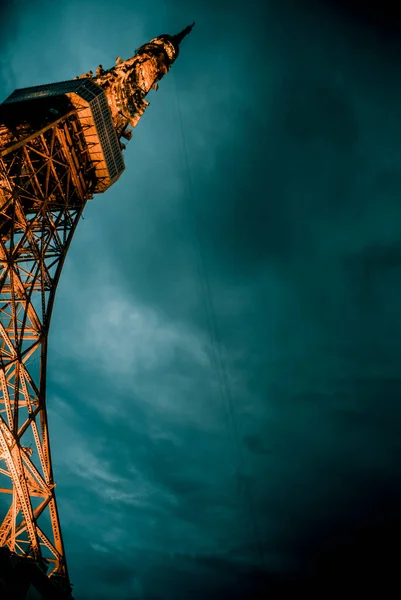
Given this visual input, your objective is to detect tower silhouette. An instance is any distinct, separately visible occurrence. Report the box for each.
[0,24,194,599]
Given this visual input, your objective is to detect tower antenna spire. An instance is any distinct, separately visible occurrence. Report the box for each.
[172,22,195,45]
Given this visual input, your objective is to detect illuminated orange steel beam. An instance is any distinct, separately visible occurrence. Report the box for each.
[0,23,194,599]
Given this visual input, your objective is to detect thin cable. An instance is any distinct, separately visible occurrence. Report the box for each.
[172,70,265,570]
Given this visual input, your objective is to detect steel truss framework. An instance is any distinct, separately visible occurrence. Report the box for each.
[0,109,93,594]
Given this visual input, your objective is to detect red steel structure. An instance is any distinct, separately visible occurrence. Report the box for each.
[0,24,194,598]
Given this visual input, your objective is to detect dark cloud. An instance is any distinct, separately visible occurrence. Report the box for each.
[283,477,401,594]
[0,0,19,94]
[0,0,15,33]
[72,546,277,599]
[243,434,272,456]
[318,0,401,37]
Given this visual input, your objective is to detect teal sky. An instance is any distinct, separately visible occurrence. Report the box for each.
[1,0,401,597]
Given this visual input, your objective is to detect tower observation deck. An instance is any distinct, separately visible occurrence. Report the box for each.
[0,23,194,599]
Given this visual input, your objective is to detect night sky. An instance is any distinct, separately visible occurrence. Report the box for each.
[1,0,401,597]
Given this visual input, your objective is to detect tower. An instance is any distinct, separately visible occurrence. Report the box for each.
[0,23,194,599]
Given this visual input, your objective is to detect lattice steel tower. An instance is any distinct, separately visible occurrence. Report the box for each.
[0,23,194,599]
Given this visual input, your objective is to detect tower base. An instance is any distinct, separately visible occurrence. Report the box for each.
[0,548,73,600]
